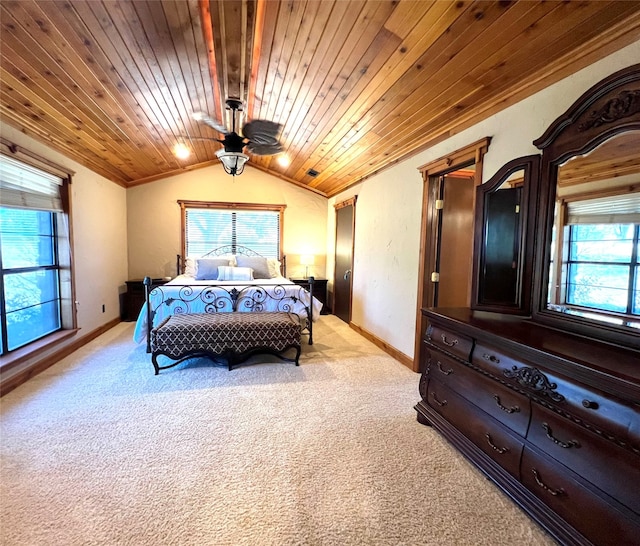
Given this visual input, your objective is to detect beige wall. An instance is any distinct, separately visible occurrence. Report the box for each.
[0,123,128,379]
[126,164,328,280]
[329,39,640,362]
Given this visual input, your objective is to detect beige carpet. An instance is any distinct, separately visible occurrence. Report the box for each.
[1,316,556,546]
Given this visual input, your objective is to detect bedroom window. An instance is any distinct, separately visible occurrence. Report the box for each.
[565,223,639,318]
[0,152,74,356]
[553,192,640,327]
[180,201,285,259]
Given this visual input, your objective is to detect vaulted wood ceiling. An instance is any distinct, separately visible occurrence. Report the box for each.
[1,1,640,197]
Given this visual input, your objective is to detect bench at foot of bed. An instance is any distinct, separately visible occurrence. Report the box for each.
[149,311,302,374]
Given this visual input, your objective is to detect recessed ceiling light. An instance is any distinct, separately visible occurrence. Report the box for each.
[277,154,290,167]
[173,142,191,160]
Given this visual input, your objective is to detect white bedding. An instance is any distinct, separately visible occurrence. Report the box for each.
[133,274,323,343]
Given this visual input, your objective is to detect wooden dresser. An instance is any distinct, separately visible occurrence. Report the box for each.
[416,308,640,546]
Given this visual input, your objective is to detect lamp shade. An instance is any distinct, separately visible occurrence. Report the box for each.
[300,254,315,278]
[216,149,249,176]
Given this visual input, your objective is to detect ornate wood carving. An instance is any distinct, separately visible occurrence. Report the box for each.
[579,89,640,131]
[503,365,565,403]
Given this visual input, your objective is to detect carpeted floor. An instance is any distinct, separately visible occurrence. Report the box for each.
[1,315,556,546]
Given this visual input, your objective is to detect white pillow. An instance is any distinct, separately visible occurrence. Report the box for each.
[217,266,254,281]
[184,257,197,277]
[267,258,283,278]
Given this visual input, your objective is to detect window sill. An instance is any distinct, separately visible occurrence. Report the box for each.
[0,329,79,374]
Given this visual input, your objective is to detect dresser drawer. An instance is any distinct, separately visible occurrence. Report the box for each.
[528,404,640,514]
[474,343,640,450]
[427,349,531,437]
[541,371,640,452]
[425,324,473,361]
[427,380,524,477]
[521,446,640,546]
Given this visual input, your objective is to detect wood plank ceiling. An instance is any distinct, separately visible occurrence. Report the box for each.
[1,0,640,197]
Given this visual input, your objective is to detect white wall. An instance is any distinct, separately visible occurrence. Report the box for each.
[329,40,640,362]
[126,164,328,280]
[0,122,128,373]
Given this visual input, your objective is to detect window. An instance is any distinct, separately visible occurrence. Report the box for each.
[180,201,285,259]
[556,192,640,326]
[0,151,74,356]
[566,223,639,315]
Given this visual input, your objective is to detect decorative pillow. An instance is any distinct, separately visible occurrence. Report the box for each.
[195,258,231,280]
[184,257,197,277]
[217,266,254,281]
[267,258,282,278]
[236,255,271,279]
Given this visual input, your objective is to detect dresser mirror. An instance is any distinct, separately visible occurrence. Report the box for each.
[471,155,540,313]
[533,63,640,348]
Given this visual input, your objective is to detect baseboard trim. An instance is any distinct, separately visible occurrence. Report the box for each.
[349,322,414,370]
[0,318,121,397]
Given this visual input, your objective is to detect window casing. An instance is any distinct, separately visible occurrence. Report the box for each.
[179,200,285,261]
[0,149,74,356]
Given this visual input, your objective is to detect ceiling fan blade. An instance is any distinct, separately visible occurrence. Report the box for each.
[242,119,282,145]
[193,111,227,134]
[187,136,224,143]
[246,142,284,156]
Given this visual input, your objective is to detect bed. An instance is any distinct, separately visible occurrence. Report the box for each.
[132,246,323,353]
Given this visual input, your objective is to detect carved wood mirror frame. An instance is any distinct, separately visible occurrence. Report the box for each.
[532,63,640,348]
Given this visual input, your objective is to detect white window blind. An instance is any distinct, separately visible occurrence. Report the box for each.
[0,154,64,212]
[567,192,640,225]
[185,207,280,258]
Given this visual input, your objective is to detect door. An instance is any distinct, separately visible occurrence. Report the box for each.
[333,197,356,323]
[435,174,475,307]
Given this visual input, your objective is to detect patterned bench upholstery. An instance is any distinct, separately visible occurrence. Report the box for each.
[150,311,302,374]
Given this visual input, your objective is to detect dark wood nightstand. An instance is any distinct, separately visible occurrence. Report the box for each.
[290,278,329,315]
[123,278,169,321]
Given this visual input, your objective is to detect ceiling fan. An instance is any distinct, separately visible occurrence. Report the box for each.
[192,98,283,176]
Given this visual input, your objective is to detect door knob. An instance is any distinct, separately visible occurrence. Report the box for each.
[343,269,351,281]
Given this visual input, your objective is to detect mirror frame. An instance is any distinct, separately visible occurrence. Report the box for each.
[471,155,540,314]
[532,63,640,348]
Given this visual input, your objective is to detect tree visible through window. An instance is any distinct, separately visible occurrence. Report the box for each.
[0,151,73,356]
[565,223,639,318]
[1,209,61,351]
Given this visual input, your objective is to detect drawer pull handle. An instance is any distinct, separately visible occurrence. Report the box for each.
[431,392,448,407]
[532,468,564,496]
[582,399,599,410]
[440,334,458,347]
[542,423,580,449]
[436,361,453,375]
[493,395,520,414]
[485,433,509,454]
[483,353,501,364]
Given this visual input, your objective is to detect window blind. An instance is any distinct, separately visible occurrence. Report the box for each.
[185,208,280,258]
[567,192,640,225]
[0,154,64,212]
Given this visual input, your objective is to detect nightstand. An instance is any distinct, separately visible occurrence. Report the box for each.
[123,278,169,321]
[290,278,329,315]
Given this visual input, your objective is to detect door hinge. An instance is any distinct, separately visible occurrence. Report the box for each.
[435,199,444,210]
[515,204,520,213]
[431,272,440,282]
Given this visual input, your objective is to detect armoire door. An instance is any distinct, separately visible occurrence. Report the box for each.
[333,197,356,323]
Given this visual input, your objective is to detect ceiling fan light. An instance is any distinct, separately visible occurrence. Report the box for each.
[216,149,249,176]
